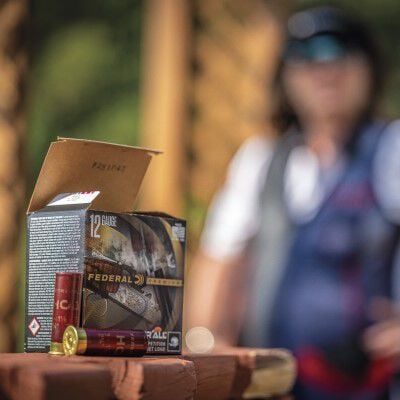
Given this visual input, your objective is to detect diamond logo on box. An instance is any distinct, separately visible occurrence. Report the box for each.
[28,317,41,337]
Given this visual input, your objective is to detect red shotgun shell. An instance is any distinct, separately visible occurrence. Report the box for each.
[49,272,83,355]
[63,326,148,356]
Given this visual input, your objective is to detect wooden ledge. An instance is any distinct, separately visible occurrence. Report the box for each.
[0,349,295,400]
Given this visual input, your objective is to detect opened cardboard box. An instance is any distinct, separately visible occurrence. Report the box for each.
[25,138,186,354]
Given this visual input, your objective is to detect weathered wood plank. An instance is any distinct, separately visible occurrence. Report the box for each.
[0,354,113,400]
[213,347,296,399]
[0,350,294,400]
[47,355,197,400]
[182,354,237,400]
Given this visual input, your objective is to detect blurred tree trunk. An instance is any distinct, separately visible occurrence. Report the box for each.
[139,0,191,217]
[0,0,28,352]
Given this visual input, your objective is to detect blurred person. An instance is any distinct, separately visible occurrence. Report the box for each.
[186,6,400,400]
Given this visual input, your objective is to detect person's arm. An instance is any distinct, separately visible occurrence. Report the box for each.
[184,136,273,347]
[184,251,248,347]
[364,120,400,363]
[364,297,400,362]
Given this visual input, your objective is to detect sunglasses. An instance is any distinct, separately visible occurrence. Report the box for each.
[284,34,362,64]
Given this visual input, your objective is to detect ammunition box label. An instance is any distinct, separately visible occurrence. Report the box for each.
[82,211,185,354]
[146,330,181,353]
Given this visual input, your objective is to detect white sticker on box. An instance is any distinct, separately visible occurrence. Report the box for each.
[47,191,100,206]
[172,224,185,242]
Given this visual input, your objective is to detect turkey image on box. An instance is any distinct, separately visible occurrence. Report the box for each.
[25,138,186,355]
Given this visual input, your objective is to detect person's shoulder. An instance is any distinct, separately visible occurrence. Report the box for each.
[226,134,275,183]
[231,134,274,164]
[374,119,400,163]
[200,134,275,260]
[373,119,400,222]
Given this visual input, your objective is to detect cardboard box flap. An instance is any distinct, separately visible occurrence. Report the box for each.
[28,138,161,213]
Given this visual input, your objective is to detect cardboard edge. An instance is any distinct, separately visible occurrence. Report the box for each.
[56,137,163,155]
[132,211,186,222]
[27,141,58,215]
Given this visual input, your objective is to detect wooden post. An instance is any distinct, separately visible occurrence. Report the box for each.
[139,0,191,217]
[0,0,27,352]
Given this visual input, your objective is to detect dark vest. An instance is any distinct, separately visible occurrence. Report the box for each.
[242,121,398,351]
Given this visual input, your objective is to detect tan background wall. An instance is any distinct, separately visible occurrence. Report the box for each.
[139,0,283,250]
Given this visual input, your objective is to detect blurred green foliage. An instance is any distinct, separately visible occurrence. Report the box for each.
[296,0,400,118]
[28,0,143,188]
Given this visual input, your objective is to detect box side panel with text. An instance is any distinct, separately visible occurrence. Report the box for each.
[25,208,86,352]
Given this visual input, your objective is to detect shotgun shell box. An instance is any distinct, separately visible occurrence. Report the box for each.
[25,138,186,354]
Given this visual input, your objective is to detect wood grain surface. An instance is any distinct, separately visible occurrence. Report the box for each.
[0,348,295,400]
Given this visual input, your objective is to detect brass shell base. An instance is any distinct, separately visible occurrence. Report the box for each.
[48,341,64,355]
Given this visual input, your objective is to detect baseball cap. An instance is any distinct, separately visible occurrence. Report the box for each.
[284,7,377,64]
